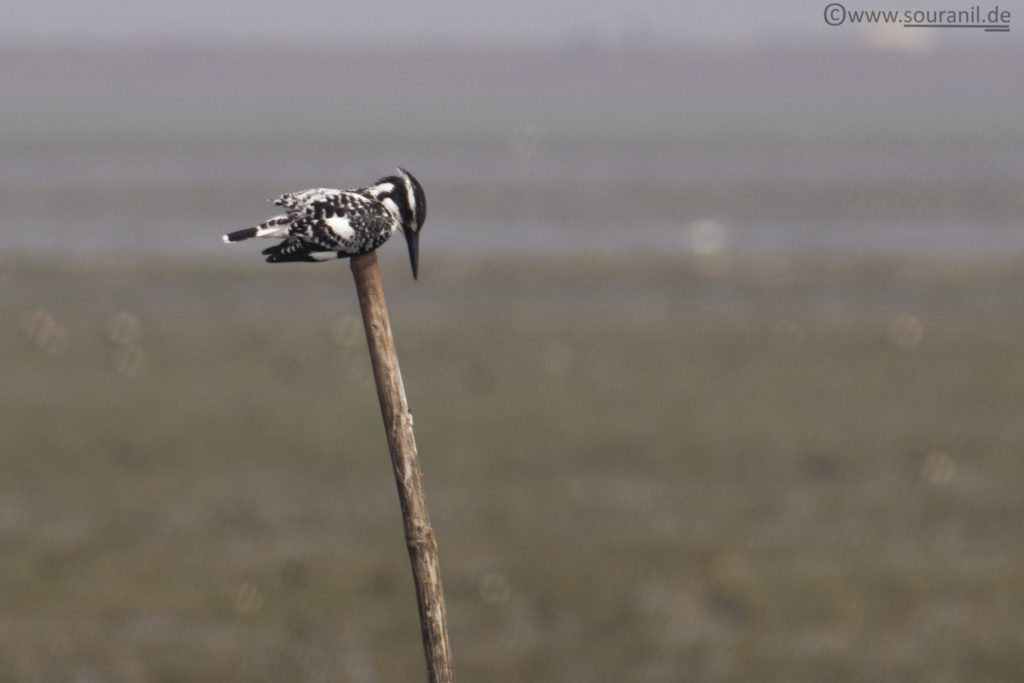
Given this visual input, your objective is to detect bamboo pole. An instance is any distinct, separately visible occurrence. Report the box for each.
[350,251,456,683]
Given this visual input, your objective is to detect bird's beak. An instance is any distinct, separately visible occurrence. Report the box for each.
[404,229,419,280]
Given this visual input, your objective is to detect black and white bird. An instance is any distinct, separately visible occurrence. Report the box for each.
[223,168,426,279]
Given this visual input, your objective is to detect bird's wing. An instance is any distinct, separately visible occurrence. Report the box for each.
[284,192,393,253]
[273,188,343,215]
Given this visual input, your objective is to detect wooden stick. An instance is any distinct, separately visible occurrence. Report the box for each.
[350,251,456,683]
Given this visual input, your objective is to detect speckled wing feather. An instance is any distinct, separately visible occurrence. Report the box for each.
[260,189,395,263]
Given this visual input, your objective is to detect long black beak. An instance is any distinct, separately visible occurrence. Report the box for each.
[404,229,419,280]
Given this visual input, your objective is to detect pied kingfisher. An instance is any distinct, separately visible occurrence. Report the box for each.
[223,168,426,279]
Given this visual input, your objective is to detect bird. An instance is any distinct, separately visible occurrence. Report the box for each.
[223,168,426,279]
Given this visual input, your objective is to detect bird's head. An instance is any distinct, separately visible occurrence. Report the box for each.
[369,168,426,279]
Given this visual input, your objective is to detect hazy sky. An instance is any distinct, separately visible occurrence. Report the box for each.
[1,0,906,45]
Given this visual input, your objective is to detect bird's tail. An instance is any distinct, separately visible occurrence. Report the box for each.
[222,216,290,244]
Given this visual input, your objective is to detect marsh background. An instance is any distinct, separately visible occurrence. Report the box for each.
[2,1,1023,680]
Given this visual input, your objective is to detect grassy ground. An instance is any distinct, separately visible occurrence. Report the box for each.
[1,253,1022,681]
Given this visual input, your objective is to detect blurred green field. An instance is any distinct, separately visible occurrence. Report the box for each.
[1,253,1023,681]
